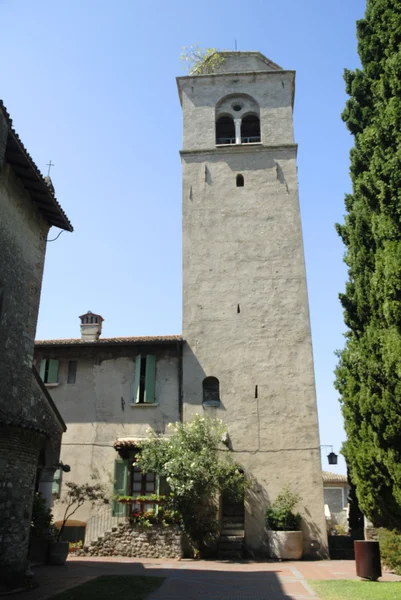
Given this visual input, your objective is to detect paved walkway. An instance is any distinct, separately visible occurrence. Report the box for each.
[17,557,401,600]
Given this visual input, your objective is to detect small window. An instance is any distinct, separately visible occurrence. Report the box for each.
[236,174,244,187]
[40,358,59,384]
[132,466,157,512]
[67,361,78,384]
[203,376,220,406]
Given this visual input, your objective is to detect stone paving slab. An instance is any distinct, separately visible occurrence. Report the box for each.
[15,557,401,600]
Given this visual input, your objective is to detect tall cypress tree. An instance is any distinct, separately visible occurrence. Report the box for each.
[335,0,401,529]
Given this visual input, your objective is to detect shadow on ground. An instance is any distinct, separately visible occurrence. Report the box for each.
[18,558,314,600]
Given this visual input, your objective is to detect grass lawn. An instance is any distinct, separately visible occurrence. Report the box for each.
[51,575,164,600]
[309,579,401,600]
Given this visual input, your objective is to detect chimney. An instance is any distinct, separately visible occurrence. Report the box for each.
[79,311,103,341]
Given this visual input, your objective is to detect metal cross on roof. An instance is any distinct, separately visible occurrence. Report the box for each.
[46,160,54,176]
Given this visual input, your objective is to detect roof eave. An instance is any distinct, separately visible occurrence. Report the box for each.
[8,129,73,232]
[1,99,73,232]
[35,336,183,348]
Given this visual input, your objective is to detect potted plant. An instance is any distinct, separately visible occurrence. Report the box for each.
[265,486,303,560]
[49,478,108,565]
[29,493,55,564]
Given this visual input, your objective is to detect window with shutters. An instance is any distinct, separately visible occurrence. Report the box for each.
[112,459,129,517]
[132,354,157,404]
[39,358,59,384]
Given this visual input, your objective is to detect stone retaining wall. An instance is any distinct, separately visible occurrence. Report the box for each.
[77,523,182,558]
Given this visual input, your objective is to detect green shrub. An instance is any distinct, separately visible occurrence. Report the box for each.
[379,528,401,574]
[30,492,55,540]
[265,485,302,531]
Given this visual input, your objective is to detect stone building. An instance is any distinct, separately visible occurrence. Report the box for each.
[0,100,72,579]
[179,51,327,557]
[34,314,181,529]
[34,52,328,558]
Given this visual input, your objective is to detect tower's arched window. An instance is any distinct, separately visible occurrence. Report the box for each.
[203,377,220,405]
[216,116,235,145]
[241,115,260,143]
[236,174,244,187]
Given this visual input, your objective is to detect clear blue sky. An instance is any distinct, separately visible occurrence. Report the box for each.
[1,0,367,474]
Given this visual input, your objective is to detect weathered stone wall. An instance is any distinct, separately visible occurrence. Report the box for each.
[0,425,45,575]
[179,53,328,558]
[0,162,49,427]
[0,157,65,580]
[178,67,294,151]
[78,523,182,559]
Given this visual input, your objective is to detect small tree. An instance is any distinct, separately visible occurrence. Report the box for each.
[335,0,401,530]
[180,45,225,75]
[56,479,108,541]
[137,415,247,554]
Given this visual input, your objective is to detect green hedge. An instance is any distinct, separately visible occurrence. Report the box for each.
[379,529,401,575]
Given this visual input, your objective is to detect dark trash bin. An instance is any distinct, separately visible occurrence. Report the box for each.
[354,540,382,581]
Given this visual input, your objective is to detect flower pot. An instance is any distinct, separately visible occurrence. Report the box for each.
[48,541,69,565]
[267,530,303,560]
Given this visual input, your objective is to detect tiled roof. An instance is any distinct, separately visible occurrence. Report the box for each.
[35,335,182,347]
[322,471,348,484]
[113,437,146,450]
[0,99,72,231]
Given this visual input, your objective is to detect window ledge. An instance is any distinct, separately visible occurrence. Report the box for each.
[215,142,263,148]
[130,403,159,408]
[45,383,59,388]
[203,400,220,408]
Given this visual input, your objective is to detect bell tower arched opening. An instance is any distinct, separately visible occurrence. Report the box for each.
[216,116,235,145]
[215,94,261,145]
[241,114,260,143]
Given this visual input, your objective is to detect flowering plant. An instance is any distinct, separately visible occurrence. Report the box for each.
[136,415,247,554]
[129,507,180,528]
[117,494,167,504]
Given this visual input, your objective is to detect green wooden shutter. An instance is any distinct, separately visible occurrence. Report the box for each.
[133,355,141,403]
[39,359,46,381]
[47,359,59,384]
[144,355,156,404]
[112,460,128,516]
[52,469,61,496]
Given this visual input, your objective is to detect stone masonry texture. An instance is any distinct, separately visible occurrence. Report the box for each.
[0,425,44,574]
[179,52,328,557]
[0,155,64,579]
[78,523,182,559]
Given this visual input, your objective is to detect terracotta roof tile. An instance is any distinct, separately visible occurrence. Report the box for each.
[322,471,348,483]
[35,335,182,347]
[113,437,146,450]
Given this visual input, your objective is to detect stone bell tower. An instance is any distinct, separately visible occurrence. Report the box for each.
[177,52,328,558]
